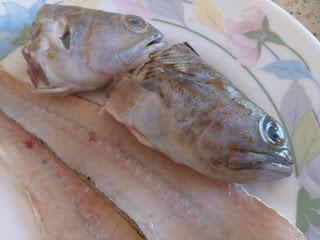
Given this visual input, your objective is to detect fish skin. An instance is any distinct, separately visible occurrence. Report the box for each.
[105,43,294,183]
[0,69,305,240]
[22,4,166,95]
[0,111,143,240]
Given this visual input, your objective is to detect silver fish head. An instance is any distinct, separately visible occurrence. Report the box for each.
[163,44,294,183]
[22,4,166,95]
[200,70,294,182]
[108,43,294,183]
[181,89,294,183]
[211,105,294,183]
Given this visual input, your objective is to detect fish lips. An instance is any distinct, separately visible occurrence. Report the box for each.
[117,32,167,69]
[227,149,294,182]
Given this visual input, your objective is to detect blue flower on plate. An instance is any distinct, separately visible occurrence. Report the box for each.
[0,0,47,59]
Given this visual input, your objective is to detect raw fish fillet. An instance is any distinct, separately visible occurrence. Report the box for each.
[0,69,305,240]
[0,111,142,240]
[0,160,42,240]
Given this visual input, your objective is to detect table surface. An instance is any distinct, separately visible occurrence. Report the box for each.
[273,0,320,40]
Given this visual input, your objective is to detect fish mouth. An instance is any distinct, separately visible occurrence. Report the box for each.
[141,32,167,56]
[146,33,164,47]
[119,32,167,70]
[227,149,294,181]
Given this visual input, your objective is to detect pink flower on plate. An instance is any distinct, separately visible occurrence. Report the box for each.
[112,0,156,19]
[226,7,265,67]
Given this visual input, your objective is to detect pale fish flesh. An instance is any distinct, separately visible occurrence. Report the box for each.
[105,43,294,183]
[0,69,305,240]
[22,4,166,95]
[0,161,42,240]
[0,111,142,240]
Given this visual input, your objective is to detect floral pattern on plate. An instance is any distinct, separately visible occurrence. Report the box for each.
[0,0,46,60]
[1,0,319,238]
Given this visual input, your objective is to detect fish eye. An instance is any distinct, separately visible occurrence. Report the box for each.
[130,18,143,27]
[259,116,286,148]
[60,29,70,49]
[125,15,147,30]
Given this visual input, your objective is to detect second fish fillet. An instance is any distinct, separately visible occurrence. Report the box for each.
[0,111,142,240]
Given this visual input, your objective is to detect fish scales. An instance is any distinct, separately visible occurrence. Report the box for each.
[106,43,294,183]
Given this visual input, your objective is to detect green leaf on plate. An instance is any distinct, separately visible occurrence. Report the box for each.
[264,30,285,45]
[257,41,262,59]
[262,16,270,31]
[10,25,31,47]
[244,29,264,40]
[292,111,320,174]
[296,187,320,234]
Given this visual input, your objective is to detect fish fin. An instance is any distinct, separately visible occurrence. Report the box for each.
[183,42,199,56]
[33,85,72,95]
[105,75,143,125]
[105,74,161,149]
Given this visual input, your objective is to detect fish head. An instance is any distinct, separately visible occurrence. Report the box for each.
[147,43,293,182]
[200,93,294,183]
[114,14,166,69]
[22,5,166,95]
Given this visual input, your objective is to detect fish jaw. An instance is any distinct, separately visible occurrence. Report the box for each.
[117,32,167,70]
[226,150,294,183]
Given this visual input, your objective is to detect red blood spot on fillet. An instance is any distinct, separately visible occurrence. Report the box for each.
[24,138,34,149]
[88,132,96,142]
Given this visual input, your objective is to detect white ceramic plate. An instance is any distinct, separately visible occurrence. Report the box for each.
[0,0,319,239]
